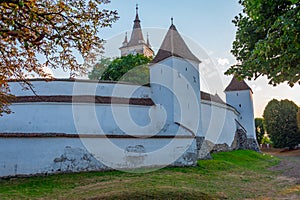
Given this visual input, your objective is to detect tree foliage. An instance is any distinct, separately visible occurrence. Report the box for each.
[255,118,265,144]
[263,99,300,148]
[261,135,272,145]
[0,0,118,115]
[88,57,112,80]
[89,54,152,85]
[226,0,300,87]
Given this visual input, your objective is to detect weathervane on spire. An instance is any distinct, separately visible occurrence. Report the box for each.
[136,4,138,14]
[171,17,174,25]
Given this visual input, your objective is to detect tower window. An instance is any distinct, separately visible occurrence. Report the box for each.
[193,76,196,83]
[186,67,188,71]
[236,93,239,96]
[239,104,242,108]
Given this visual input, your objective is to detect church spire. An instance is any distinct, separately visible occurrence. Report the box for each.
[119,5,154,57]
[128,4,144,46]
[134,4,141,29]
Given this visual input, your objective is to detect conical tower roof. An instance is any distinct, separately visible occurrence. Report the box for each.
[152,20,200,64]
[224,77,252,92]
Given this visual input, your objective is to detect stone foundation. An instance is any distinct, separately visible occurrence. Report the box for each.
[196,137,212,160]
[246,138,260,152]
[231,129,248,150]
[211,143,231,153]
[231,129,260,152]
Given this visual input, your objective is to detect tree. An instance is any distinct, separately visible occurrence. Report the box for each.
[95,54,152,85]
[255,118,265,144]
[0,0,119,115]
[225,0,300,87]
[263,99,300,148]
[261,135,272,145]
[88,57,112,80]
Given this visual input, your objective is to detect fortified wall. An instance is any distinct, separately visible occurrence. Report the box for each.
[0,8,259,177]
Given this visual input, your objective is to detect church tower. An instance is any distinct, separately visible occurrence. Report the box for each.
[224,77,256,139]
[119,5,154,57]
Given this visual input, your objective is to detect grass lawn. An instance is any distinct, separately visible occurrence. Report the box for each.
[0,150,297,199]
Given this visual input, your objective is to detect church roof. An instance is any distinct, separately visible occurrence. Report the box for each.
[201,91,226,105]
[151,22,201,64]
[127,5,145,47]
[224,77,252,92]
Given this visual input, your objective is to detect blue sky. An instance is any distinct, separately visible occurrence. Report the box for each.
[53,0,300,117]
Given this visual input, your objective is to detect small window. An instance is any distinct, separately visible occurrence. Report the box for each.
[186,67,188,71]
[240,116,242,120]
[161,69,163,74]
[236,93,239,96]
[187,84,189,89]
[193,76,196,83]
[239,104,242,108]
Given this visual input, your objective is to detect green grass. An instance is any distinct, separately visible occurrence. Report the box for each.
[0,150,294,200]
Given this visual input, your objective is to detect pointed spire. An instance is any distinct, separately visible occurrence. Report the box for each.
[146,32,151,47]
[120,5,154,57]
[151,21,200,64]
[122,32,128,47]
[127,4,145,46]
[224,77,252,93]
[134,4,141,29]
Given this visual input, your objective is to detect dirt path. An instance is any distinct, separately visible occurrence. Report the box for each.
[263,149,300,199]
[266,149,300,183]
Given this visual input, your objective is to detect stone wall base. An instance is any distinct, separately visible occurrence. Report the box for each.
[196,137,212,160]
[231,129,260,152]
[207,129,261,154]
[246,138,260,152]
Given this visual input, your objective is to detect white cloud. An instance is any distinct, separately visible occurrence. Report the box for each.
[251,84,262,92]
[217,58,230,66]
